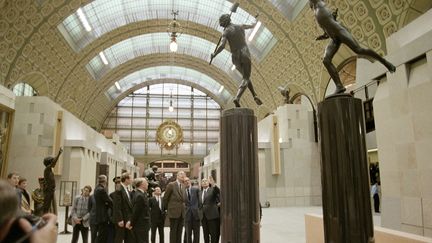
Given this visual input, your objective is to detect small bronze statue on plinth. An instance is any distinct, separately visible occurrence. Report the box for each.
[42,147,63,214]
[309,0,396,94]
[211,11,263,107]
[278,86,292,104]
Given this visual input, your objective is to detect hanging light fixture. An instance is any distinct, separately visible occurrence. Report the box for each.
[167,10,183,52]
[168,91,174,112]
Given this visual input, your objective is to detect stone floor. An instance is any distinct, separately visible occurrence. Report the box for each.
[57,206,381,243]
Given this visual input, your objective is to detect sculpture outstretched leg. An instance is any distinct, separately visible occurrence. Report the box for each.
[247,82,263,105]
[323,40,346,94]
[341,34,396,73]
[234,80,248,107]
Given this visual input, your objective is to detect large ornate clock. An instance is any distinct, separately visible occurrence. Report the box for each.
[156,120,183,150]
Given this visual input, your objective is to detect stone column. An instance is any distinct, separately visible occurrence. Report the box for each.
[318,94,374,243]
[220,108,260,243]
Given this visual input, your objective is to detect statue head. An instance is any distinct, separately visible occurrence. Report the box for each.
[152,165,158,173]
[219,14,231,28]
[43,156,54,167]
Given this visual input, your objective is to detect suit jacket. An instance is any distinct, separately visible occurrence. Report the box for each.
[113,185,133,224]
[199,186,220,220]
[163,181,185,219]
[131,189,150,228]
[94,184,113,224]
[185,186,200,221]
[149,196,165,225]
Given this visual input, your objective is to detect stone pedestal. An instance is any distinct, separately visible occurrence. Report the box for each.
[220,108,260,243]
[318,94,374,243]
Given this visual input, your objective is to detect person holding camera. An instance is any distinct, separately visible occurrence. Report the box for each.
[0,180,58,243]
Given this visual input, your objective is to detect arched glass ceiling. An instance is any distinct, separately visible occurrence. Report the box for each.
[58,0,277,60]
[267,0,308,21]
[87,33,241,82]
[106,66,232,103]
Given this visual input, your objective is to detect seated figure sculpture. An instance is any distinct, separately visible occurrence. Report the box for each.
[211,14,263,107]
[309,0,396,94]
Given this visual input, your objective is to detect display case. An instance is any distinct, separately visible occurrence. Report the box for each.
[59,181,77,207]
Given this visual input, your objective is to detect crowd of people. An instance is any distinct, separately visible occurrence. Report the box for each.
[0,170,222,243]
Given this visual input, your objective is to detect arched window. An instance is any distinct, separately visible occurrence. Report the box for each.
[102,83,221,157]
[12,83,38,97]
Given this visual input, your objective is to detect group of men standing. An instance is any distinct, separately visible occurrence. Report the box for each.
[92,170,220,243]
[164,171,221,243]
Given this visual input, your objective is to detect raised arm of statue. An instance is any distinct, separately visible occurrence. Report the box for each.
[211,35,227,59]
[241,22,256,30]
[51,147,63,168]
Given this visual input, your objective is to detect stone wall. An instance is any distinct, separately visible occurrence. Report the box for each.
[202,103,321,207]
[7,96,138,196]
[357,9,432,237]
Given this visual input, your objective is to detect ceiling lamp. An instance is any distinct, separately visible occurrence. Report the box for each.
[168,92,174,112]
[167,10,183,52]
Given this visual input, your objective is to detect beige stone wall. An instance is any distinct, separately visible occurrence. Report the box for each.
[257,104,321,207]
[202,104,321,207]
[357,10,432,237]
[7,96,136,198]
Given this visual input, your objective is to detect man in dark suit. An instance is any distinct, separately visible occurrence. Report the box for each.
[130,178,151,243]
[183,177,200,243]
[94,175,113,243]
[149,186,165,243]
[199,178,220,243]
[163,171,186,243]
[113,172,134,243]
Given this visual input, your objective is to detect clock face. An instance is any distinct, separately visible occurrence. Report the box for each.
[156,120,183,150]
[163,127,177,141]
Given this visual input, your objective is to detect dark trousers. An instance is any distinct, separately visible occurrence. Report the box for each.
[134,222,150,243]
[114,225,134,243]
[201,216,219,243]
[373,194,380,213]
[184,219,200,243]
[170,217,184,243]
[95,222,108,243]
[90,224,97,243]
[71,224,89,243]
[151,221,164,243]
[42,190,54,213]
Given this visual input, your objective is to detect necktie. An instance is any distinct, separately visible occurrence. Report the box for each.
[158,196,161,210]
[202,189,206,202]
[187,188,191,201]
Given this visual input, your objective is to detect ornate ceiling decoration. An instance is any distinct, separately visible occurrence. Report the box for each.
[0,0,431,129]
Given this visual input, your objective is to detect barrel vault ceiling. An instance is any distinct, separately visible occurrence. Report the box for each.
[0,0,431,129]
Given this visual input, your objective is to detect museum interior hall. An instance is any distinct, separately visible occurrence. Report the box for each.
[1,0,432,242]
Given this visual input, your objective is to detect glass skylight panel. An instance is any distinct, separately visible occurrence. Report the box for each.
[59,0,277,60]
[267,0,308,21]
[105,66,232,102]
[86,33,235,82]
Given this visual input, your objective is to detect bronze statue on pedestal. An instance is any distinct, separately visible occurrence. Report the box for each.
[42,147,63,214]
[309,0,396,94]
[210,7,263,107]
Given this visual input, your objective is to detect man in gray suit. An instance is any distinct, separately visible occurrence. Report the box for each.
[183,177,200,243]
[164,171,186,243]
[199,179,220,243]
